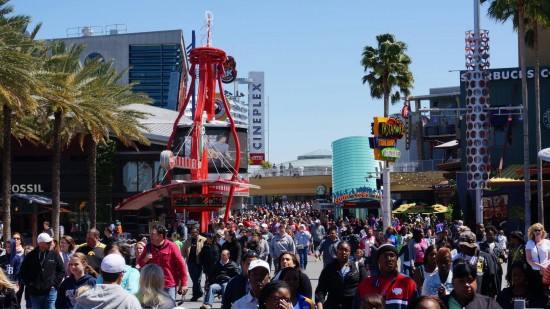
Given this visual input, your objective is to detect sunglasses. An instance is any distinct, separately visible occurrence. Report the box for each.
[534,229,542,232]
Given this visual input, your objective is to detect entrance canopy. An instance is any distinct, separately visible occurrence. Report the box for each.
[340,197,380,209]
[0,194,70,214]
[116,179,259,211]
[435,140,459,148]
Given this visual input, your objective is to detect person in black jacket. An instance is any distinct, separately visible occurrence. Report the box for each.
[20,233,65,309]
[201,249,239,309]
[221,231,242,266]
[221,250,258,309]
[200,233,221,284]
[315,241,367,309]
[454,230,499,298]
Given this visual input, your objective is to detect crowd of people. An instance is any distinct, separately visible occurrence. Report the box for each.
[0,201,548,309]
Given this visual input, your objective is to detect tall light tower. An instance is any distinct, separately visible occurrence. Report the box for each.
[465,0,491,224]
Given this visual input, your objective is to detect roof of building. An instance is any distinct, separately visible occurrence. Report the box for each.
[123,103,192,145]
[282,149,333,168]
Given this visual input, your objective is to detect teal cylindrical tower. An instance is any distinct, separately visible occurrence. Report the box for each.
[332,136,378,203]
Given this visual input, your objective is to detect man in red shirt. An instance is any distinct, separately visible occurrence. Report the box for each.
[353,244,418,309]
[138,225,188,301]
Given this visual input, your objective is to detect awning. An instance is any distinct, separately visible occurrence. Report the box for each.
[339,197,380,209]
[12,194,69,206]
[435,140,459,148]
[0,194,71,214]
[116,179,260,211]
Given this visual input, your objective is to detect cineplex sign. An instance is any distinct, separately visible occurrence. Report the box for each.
[370,117,406,161]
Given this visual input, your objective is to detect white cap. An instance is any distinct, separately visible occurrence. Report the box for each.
[37,233,53,243]
[261,223,268,228]
[101,254,126,273]
[248,259,270,273]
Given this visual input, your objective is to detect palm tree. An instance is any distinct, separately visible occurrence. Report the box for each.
[78,62,151,228]
[0,0,42,240]
[482,0,530,228]
[524,1,550,225]
[34,41,96,240]
[360,33,414,229]
[360,33,414,117]
[34,42,151,237]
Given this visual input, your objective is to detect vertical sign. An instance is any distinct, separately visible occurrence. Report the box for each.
[248,72,265,165]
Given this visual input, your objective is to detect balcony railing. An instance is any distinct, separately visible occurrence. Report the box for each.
[250,167,333,178]
[393,159,446,172]
[424,125,456,137]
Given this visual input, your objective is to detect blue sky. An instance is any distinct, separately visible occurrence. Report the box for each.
[10,1,518,164]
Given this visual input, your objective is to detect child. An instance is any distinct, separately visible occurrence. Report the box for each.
[354,248,365,263]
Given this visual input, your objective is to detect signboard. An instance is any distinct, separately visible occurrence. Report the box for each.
[248,72,265,165]
[11,184,44,193]
[208,179,252,196]
[221,56,237,83]
[160,150,200,170]
[371,117,406,161]
[482,195,508,220]
[334,189,379,204]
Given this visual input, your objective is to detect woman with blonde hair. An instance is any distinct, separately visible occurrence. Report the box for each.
[0,267,17,308]
[525,222,550,285]
[132,241,146,269]
[137,264,176,309]
[56,252,97,309]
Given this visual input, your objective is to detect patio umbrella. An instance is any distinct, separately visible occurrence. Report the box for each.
[393,203,448,214]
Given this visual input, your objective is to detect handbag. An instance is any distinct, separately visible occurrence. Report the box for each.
[543,262,550,284]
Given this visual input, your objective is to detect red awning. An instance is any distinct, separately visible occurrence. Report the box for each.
[116,179,259,211]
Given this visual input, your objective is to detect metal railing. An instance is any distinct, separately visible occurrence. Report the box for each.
[393,159,447,172]
[250,167,333,178]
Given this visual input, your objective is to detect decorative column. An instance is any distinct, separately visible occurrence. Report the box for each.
[465,3,490,224]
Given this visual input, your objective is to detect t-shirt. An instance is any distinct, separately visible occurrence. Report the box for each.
[421,269,453,296]
[354,273,418,309]
[75,243,106,273]
[526,239,550,270]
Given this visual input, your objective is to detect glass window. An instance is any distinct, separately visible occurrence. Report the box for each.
[122,161,154,192]
[130,45,163,52]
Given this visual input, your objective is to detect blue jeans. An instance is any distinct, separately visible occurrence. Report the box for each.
[188,263,203,297]
[297,246,309,270]
[204,282,226,306]
[164,286,176,301]
[30,288,57,309]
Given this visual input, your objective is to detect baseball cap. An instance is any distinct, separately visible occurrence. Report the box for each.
[248,259,270,273]
[101,254,126,273]
[37,233,53,243]
[458,231,478,248]
[216,229,225,237]
[376,244,398,261]
[261,223,268,228]
[204,232,215,239]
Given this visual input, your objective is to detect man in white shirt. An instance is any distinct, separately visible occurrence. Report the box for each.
[496,229,507,252]
[231,260,270,309]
